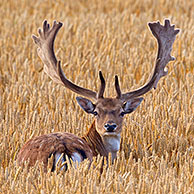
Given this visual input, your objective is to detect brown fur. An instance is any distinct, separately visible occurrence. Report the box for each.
[17,19,179,171]
[17,132,93,171]
[82,121,108,157]
[17,98,134,170]
[94,98,124,136]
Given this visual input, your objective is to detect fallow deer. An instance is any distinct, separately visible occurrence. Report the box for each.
[17,19,179,172]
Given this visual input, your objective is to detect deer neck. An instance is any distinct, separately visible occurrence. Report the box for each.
[82,121,108,157]
[82,121,121,161]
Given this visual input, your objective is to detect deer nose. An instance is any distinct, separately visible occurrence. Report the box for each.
[104,123,117,132]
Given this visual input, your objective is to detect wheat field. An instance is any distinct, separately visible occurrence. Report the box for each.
[0,0,193,193]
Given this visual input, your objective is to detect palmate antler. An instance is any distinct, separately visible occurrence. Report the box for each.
[115,19,180,101]
[32,19,179,102]
[32,21,106,101]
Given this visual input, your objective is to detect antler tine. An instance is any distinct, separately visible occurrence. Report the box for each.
[115,75,121,99]
[97,71,106,98]
[121,19,180,101]
[32,20,97,101]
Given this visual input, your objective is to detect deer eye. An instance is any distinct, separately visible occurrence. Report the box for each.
[92,111,98,116]
[119,112,125,117]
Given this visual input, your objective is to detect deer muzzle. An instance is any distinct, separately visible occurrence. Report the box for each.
[104,123,117,132]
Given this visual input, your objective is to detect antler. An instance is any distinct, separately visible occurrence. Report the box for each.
[117,19,180,101]
[32,20,106,101]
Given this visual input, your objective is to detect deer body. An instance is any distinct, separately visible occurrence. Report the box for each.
[17,131,93,171]
[17,98,129,171]
[17,122,119,171]
[17,19,179,171]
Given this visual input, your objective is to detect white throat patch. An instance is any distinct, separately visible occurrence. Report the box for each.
[102,134,121,154]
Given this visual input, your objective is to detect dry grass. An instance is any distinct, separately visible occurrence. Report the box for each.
[0,0,193,193]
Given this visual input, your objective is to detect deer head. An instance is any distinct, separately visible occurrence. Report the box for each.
[75,72,143,141]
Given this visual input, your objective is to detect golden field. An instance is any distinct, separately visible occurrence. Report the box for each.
[0,0,193,193]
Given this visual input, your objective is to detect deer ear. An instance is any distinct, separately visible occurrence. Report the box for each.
[123,97,144,114]
[76,97,95,114]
